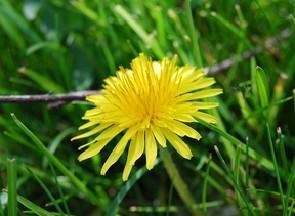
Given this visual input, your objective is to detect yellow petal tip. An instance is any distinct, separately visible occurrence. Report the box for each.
[100,166,107,176]
[146,164,155,170]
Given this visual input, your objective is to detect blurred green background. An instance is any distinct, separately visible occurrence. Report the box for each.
[0,0,295,215]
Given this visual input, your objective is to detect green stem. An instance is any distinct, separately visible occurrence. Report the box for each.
[161,150,200,215]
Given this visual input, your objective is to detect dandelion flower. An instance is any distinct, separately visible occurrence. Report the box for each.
[72,53,222,181]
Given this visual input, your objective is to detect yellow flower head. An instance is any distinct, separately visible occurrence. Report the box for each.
[72,53,222,181]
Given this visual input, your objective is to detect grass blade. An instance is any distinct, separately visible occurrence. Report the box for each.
[184,0,203,67]
[214,145,255,215]
[196,117,274,171]
[27,168,64,214]
[255,66,269,108]
[266,122,286,215]
[18,68,64,93]
[114,4,164,57]
[10,113,100,205]
[7,159,17,216]
[17,193,58,216]
[286,164,295,216]
[107,166,147,216]
[201,156,211,214]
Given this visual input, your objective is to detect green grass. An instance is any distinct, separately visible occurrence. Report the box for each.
[0,0,295,215]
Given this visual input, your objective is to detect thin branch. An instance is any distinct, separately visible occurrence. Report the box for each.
[0,91,100,103]
[0,28,292,104]
[205,28,291,75]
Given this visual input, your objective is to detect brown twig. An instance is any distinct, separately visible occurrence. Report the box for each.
[0,90,100,103]
[205,28,291,75]
[0,28,292,104]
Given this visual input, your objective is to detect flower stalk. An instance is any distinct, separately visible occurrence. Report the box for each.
[161,149,201,215]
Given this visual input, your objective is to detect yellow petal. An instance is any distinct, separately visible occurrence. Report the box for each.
[71,124,111,141]
[165,120,201,140]
[151,125,166,147]
[95,126,124,142]
[78,120,100,130]
[122,131,144,180]
[86,94,104,104]
[145,129,157,170]
[163,129,193,159]
[177,89,223,102]
[194,101,219,110]
[100,127,136,175]
[122,164,132,181]
[83,108,101,117]
[194,77,216,88]
[194,112,217,123]
[126,131,144,166]
[173,103,195,113]
[78,139,96,150]
[173,113,196,122]
[172,104,196,122]
[179,67,204,82]
[78,138,112,161]
[179,77,215,94]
